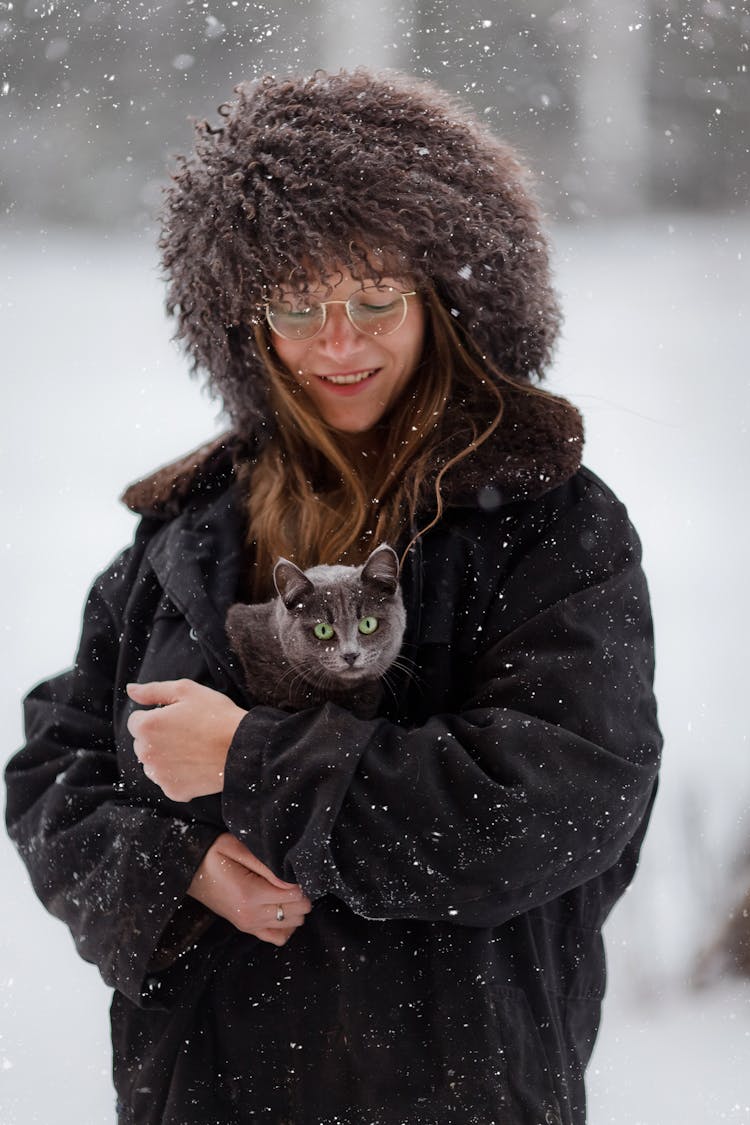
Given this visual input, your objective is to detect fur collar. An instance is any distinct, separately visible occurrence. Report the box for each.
[121,389,583,520]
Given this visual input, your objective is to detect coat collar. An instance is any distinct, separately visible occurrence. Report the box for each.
[121,387,583,520]
[144,482,249,695]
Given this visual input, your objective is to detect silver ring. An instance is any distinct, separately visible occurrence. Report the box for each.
[276,905,285,922]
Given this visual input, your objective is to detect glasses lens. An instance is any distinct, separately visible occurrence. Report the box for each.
[266,296,325,340]
[348,286,407,337]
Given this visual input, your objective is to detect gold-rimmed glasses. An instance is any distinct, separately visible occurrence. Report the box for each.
[265,285,418,341]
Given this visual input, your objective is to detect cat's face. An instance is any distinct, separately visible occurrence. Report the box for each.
[272,546,406,687]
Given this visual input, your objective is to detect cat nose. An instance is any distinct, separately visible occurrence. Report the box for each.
[342,652,359,666]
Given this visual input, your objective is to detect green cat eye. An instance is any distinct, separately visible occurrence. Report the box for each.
[313,622,335,641]
[358,616,379,635]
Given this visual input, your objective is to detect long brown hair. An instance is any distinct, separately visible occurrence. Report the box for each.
[242,286,506,599]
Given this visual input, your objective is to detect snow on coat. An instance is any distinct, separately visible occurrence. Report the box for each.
[5,391,661,1125]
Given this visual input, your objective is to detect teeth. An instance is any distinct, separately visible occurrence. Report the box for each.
[319,370,376,385]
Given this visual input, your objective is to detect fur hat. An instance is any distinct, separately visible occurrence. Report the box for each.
[160,68,562,436]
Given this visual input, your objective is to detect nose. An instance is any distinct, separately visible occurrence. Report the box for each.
[342,652,359,666]
[316,303,362,354]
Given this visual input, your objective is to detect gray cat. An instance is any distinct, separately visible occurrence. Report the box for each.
[225,544,406,720]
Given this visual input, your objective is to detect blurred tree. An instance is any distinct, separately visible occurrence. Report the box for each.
[0,0,747,225]
[577,0,650,214]
[649,0,749,209]
[317,0,417,71]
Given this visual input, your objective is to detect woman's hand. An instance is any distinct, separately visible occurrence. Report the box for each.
[126,679,247,802]
[189,833,312,946]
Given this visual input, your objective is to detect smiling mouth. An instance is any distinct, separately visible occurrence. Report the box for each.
[316,369,379,385]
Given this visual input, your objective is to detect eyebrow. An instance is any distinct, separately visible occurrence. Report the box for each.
[275,278,406,298]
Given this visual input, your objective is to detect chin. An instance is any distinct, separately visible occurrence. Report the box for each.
[326,414,382,434]
[339,666,371,682]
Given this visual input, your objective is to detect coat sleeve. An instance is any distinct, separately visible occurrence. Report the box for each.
[4,535,222,1007]
[221,479,662,927]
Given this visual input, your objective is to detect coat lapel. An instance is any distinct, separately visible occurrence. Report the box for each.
[146,487,248,697]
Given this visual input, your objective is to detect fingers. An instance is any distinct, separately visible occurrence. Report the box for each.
[188,834,313,945]
[243,857,301,891]
[252,926,299,947]
[213,834,300,890]
[249,881,311,908]
[126,679,193,707]
[127,708,172,778]
[253,908,311,946]
[263,899,313,927]
[232,871,312,916]
[126,692,171,745]
[229,891,310,940]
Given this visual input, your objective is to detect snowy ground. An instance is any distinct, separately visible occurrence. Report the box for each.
[1,213,748,1123]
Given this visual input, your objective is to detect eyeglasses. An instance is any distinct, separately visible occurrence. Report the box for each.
[265,285,418,341]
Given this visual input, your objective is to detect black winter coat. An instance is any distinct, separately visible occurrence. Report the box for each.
[5,402,661,1125]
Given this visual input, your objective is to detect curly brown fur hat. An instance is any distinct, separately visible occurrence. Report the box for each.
[160,68,562,436]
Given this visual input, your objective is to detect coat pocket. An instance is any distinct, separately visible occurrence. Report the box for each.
[490,984,564,1125]
[137,597,207,685]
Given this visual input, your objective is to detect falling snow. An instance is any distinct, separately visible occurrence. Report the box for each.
[0,0,748,1112]
[0,212,747,1122]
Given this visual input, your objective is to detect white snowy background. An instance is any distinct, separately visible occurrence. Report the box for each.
[1,214,748,1123]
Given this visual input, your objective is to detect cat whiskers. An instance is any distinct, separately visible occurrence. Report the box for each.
[280,656,343,697]
[273,659,327,697]
[390,655,423,688]
[380,672,400,708]
[380,656,423,707]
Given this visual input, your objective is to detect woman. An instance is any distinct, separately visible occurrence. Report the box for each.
[5,70,662,1124]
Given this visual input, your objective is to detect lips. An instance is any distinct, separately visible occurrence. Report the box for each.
[317,369,379,386]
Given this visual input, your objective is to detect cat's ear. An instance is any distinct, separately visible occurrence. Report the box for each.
[361,544,399,595]
[274,558,314,610]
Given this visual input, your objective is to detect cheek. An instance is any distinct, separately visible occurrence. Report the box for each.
[270,337,307,376]
[399,308,426,377]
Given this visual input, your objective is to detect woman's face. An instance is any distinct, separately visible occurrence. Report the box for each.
[267,267,426,434]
